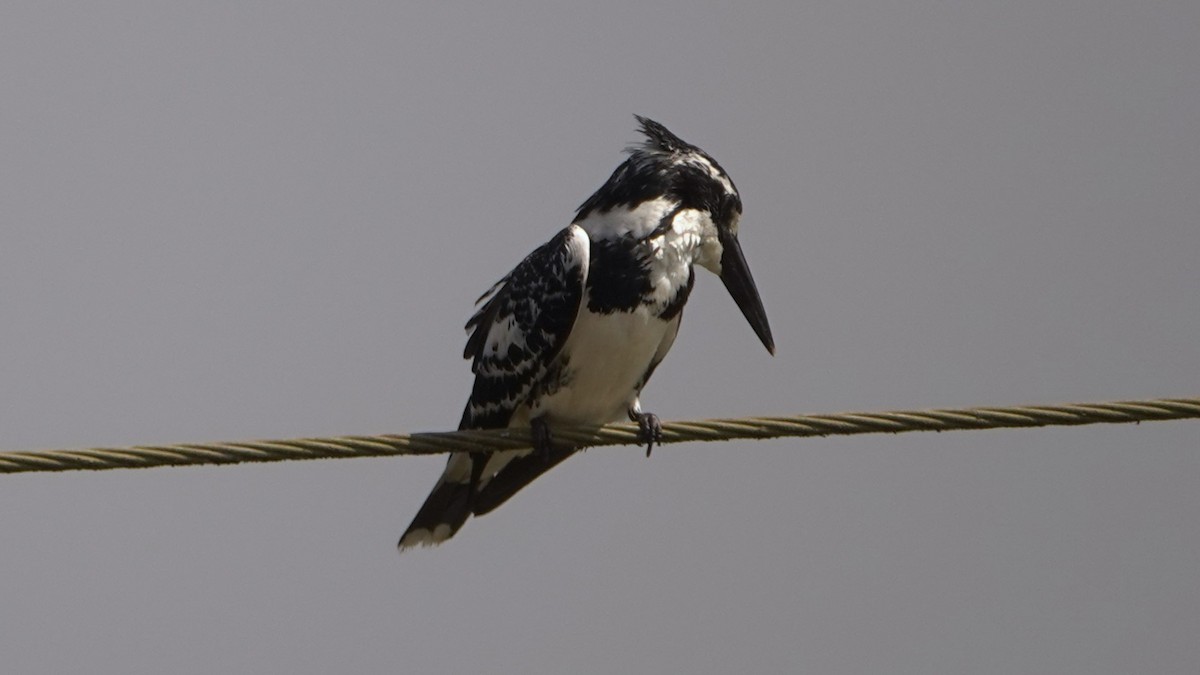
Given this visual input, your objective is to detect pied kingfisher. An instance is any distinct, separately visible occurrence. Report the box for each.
[399,116,774,549]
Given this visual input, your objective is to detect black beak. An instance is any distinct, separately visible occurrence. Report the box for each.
[718,230,775,355]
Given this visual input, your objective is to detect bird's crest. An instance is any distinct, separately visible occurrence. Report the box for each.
[630,115,698,156]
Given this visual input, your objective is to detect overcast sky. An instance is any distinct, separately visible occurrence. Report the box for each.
[1,2,1197,673]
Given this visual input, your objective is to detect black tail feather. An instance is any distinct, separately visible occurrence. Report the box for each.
[399,445,577,550]
[471,446,577,516]
[398,478,473,549]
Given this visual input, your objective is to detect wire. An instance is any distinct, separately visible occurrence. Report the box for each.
[0,397,1196,475]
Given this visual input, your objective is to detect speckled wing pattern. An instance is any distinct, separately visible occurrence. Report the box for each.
[459,225,590,430]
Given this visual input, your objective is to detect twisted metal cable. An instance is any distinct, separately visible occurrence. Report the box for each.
[1,397,1196,475]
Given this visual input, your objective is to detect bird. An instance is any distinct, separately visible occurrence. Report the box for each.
[398,116,774,550]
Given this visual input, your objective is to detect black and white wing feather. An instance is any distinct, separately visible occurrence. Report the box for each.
[460,224,590,430]
[398,225,589,549]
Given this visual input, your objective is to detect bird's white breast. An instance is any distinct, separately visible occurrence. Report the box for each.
[520,202,707,427]
[527,302,678,426]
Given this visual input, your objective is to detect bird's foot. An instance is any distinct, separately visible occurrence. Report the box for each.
[629,411,663,457]
[531,417,554,463]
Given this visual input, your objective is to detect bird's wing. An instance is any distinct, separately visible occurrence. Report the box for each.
[460,224,590,430]
[398,226,589,549]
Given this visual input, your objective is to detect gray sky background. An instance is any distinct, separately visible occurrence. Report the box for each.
[2,2,1198,673]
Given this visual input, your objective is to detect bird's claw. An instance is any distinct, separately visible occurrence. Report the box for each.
[631,412,663,457]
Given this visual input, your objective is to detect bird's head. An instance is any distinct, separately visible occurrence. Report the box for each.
[574,115,774,354]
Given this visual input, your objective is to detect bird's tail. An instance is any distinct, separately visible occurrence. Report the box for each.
[398,452,477,550]
[398,445,577,551]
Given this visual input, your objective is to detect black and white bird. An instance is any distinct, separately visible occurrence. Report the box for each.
[399,116,774,549]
